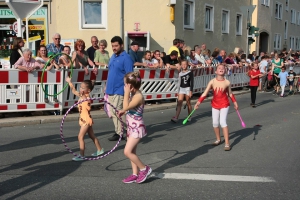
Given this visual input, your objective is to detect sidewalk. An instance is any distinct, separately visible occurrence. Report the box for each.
[0,90,250,127]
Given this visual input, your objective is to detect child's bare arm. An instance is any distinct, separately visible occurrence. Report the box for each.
[66,77,80,97]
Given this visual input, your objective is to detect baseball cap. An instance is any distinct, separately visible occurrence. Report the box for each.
[289,66,293,71]
[131,41,139,46]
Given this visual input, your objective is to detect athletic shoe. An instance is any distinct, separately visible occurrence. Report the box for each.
[122,174,138,183]
[72,155,85,161]
[171,116,178,123]
[108,133,120,141]
[91,148,105,157]
[136,165,152,184]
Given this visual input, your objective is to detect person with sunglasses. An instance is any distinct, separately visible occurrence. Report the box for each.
[46,33,64,62]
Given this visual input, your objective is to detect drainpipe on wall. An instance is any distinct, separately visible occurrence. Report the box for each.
[120,0,124,39]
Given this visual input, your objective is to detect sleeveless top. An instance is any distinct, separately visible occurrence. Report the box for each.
[75,51,89,68]
[211,79,230,109]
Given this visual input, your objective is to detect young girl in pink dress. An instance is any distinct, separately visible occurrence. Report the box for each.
[118,71,152,184]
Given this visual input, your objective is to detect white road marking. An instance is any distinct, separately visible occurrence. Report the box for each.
[150,173,275,182]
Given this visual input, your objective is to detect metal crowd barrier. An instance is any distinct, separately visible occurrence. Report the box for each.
[0,64,299,114]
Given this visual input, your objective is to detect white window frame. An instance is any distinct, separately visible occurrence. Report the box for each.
[275,2,283,20]
[290,36,295,50]
[298,11,300,25]
[236,13,242,36]
[260,0,270,7]
[221,9,230,34]
[78,0,107,29]
[291,9,296,24]
[284,21,288,39]
[274,33,281,50]
[286,0,289,11]
[205,4,214,32]
[183,0,195,29]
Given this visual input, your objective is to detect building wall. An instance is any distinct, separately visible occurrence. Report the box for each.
[174,0,250,54]
[252,0,300,53]
[47,0,174,54]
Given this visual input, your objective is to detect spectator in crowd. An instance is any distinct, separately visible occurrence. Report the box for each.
[94,39,110,69]
[178,39,185,58]
[193,45,199,51]
[252,51,257,61]
[72,39,97,76]
[164,50,181,72]
[258,52,265,62]
[142,50,156,68]
[168,39,181,61]
[106,36,133,141]
[14,48,44,71]
[271,52,284,95]
[200,43,207,55]
[59,45,72,68]
[287,67,296,95]
[128,41,146,68]
[195,46,206,66]
[10,37,24,67]
[216,50,226,63]
[211,51,220,66]
[151,50,164,68]
[46,33,64,62]
[86,36,99,67]
[184,46,191,60]
[36,45,60,103]
[187,50,201,68]
[246,54,253,64]
[258,55,269,92]
[160,51,166,65]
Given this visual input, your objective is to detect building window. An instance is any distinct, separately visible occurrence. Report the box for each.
[205,5,214,31]
[275,2,283,19]
[236,14,242,35]
[298,12,300,25]
[274,33,281,50]
[284,21,288,39]
[221,9,229,34]
[79,0,107,29]
[291,9,296,24]
[184,0,195,29]
[261,0,269,7]
[289,36,295,50]
[296,38,299,50]
[286,0,289,11]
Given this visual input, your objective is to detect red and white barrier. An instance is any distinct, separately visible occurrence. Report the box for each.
[1,65,298,113]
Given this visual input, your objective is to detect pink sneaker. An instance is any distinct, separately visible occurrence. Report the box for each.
[136,165,152,184]
[122,174,138,183]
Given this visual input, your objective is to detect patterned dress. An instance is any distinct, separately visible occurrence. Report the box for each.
[78,99,93,126]
[126,102,147,138]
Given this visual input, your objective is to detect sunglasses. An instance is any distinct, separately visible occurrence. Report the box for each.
[54,38,61,40]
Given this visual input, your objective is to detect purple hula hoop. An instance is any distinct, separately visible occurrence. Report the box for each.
[60,97,124,160]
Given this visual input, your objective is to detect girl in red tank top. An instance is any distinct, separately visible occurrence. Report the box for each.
[194,64,239,151]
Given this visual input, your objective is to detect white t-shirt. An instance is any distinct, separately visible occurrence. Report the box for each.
[259,60,268,73]
[195,53,206,64]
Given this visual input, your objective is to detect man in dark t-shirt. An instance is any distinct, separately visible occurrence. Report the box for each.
[164,50,180,71]
[86,36,99,67]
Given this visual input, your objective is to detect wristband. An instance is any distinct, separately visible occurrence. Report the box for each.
[198,96,206,103]
[230,94,237,103]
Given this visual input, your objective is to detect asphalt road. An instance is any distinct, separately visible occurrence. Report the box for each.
[0,92,299,200]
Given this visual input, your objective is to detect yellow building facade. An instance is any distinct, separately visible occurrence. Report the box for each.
[1,0,254,57]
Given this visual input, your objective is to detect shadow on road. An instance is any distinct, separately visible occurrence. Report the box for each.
[229,125,262,148]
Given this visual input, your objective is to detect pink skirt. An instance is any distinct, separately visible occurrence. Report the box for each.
[126,114,147,138]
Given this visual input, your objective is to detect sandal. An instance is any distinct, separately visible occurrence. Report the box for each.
[212,140,221,146]
[224,144,231,151]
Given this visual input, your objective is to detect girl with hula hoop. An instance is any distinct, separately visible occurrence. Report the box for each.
[118,71,152,184]
[66,77,104,161]
[194,64,239,151]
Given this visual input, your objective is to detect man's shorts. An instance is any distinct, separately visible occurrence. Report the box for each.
[288,80,294,86]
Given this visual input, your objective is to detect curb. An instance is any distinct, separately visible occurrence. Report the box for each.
[0,90,250,127]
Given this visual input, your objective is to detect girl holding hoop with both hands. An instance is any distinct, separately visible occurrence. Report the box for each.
[194,64,239,151]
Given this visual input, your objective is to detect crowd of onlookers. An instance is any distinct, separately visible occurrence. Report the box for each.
[7,34,300,105]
